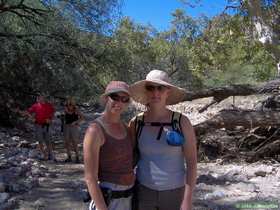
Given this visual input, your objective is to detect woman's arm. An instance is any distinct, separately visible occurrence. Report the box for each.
[75,109,85,125]
[83,123,108,210]
[180,116,197,210]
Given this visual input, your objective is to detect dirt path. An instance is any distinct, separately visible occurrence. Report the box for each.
[13,112,96,210]
[16,147,89,210]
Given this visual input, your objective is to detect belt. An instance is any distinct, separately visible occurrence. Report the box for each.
[101,186,134,199]
[82,186,134,204]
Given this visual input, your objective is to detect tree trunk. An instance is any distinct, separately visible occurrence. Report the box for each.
[182,84,259,101]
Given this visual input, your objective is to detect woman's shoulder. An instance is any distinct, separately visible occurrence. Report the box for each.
[87,119,103,133]
[86,120,105,141]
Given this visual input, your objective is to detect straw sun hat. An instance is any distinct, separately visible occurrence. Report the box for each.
[130,70,186,105]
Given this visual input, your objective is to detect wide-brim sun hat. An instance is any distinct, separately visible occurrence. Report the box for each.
[130,69,186,105]
[101,81,130,97]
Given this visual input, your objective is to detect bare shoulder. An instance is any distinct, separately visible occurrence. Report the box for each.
[180,114,193,129]
[84,122,105,145]
[180,114,196,142]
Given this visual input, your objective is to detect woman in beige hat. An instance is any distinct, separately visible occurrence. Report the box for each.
[84,81,135,210]
[129,70,197,210]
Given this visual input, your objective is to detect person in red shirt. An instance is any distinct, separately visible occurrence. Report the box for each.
[27,94,55,160]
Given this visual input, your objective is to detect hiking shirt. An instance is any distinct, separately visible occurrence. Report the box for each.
[28,102,54,125]
[137,123,186,191]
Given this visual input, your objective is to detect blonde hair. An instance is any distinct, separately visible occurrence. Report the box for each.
[66,97,76,107]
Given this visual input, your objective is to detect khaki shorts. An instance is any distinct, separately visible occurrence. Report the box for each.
[63,124,80,143]
[35,124,51,145]
[137,184,184,210]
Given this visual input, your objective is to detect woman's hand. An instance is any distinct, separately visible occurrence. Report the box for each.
[180,196,192,210]
[71,121,79,126]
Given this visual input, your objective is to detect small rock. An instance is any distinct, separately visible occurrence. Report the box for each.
[38,177,47,185]
[0,132,6,139]
[28,150,40,158]
[0,182,6,193]
[8,183,25,193]
[11,136,20,141]
[17,140,31,148]
[46,173,57,178]
[234,182,257,192]
[0,192,9,204]
[31,167,42,176]
[34,198,45,208]
[204,190,226,200]
[255,170,267,177]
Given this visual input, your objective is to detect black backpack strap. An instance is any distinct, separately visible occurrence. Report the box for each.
[135,112,145,141]
[171,111,183,134]
[134,111,182,141]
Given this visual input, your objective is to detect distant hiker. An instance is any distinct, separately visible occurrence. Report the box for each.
[64,97,84,163]
[129,70,197,210]
[26,94,55,161]
[83,81,135,210]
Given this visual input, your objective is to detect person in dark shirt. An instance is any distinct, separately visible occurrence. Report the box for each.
[64,97,84,163]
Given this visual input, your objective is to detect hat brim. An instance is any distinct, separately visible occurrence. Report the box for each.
[101,88,131,98]
[130,79,186,105]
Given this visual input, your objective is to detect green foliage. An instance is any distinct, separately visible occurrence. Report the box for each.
[0,0,123,115]
[0,0,278,127]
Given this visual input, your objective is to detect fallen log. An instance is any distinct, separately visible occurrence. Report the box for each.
[182,78,280,102]
[181,79,280,112]
[182,84,259,102]
[194,109,280,135]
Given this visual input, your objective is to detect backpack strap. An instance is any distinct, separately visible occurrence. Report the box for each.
[171,111,183,134]
[135,112,145,141]
[134,111,183,141]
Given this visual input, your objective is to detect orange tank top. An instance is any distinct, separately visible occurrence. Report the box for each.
[96,121,135,186]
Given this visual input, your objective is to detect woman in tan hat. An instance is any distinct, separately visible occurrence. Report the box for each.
[129,70,197,210]
[83,81,135,210]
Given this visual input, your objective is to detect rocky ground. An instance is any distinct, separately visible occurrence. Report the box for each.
[0,96,279,210]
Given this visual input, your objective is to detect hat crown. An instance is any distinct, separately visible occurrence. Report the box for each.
[146,70,171,83]
[105,81,130,95]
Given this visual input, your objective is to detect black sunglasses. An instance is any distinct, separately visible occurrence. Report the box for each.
[108,93,130,103]
[145,85,167,92]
